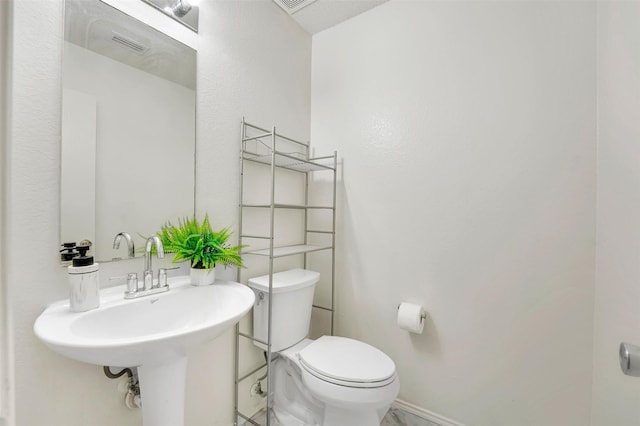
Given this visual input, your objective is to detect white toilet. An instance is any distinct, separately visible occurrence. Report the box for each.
[248,269,400,426]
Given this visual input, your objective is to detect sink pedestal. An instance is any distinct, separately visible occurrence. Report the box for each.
[138,356,188,426]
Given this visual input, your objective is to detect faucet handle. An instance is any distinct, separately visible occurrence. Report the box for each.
[112,273,140,297]
[157,267,179,288]
[143,270,153,291]
[158,269,168,288]
[126,273,139,293]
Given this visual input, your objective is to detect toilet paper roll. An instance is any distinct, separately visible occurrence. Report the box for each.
[397,302,425,334]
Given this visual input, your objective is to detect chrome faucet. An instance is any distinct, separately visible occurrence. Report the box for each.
[121,236,169,299]
[120,236,169,300]
[113,232,135,259]
[143,236,164,291]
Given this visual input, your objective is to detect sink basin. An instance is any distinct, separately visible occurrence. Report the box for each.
[34,276,255,426]
[34,276,254,367]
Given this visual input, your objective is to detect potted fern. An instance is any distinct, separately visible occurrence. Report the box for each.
[158,214,244,286]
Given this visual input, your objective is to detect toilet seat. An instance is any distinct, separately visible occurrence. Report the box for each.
[298,336,397,389]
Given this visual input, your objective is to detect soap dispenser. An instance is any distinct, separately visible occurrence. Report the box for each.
[68,242,99,312]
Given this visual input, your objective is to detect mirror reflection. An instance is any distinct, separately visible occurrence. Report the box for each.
[61,0,196,263]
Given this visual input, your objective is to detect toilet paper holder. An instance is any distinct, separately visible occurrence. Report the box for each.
[397,304,427,320]
[620,342,640,377]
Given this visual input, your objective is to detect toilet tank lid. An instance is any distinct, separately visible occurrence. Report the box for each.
[247,269,320,293]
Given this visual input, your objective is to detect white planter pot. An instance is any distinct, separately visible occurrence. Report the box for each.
[190,267,215,286]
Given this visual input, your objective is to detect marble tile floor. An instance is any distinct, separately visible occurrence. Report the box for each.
[382,408,441,426]
[241,407,441,426]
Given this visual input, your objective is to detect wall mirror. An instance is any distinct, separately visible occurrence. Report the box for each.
[61,0,196,263]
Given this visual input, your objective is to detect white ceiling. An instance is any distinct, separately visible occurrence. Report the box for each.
[278,0,390,34]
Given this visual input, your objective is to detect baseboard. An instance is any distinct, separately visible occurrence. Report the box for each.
[392,399,466,426]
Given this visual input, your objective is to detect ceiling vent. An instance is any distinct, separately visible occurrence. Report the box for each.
[272,0,319,15]
[111,31,149,55]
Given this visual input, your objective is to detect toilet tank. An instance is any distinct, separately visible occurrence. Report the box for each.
[248,269,320,352]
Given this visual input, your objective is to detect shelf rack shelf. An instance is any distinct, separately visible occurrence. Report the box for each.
[234,118,337,426]
[242,151,335,173]
[241,203,334,210]
[243,244,333,258]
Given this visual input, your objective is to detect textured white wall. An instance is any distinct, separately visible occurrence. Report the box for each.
[6,1,309,426]
[187,0,311,423]
[0,0,10,423]
[592,2,640,425]
[310,1,596,425]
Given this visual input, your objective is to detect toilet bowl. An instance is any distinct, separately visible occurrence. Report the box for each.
[248,269,400,426]
[279,337,400,425]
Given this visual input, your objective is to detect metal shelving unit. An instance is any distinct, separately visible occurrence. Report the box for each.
[234,118,337,426]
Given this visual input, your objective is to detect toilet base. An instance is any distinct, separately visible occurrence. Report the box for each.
[273,406,383,426]
[273,407,318,426]
[322,406,383,426]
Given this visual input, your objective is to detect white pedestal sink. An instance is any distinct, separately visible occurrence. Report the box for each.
[33,276,255,426]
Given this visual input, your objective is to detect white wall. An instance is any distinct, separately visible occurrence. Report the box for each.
[310,1,596,425]
[592,2,640,425]
[0,0,10,423]
[188,1,312,423]
[6,1,310,426]
[194,3,311,420]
